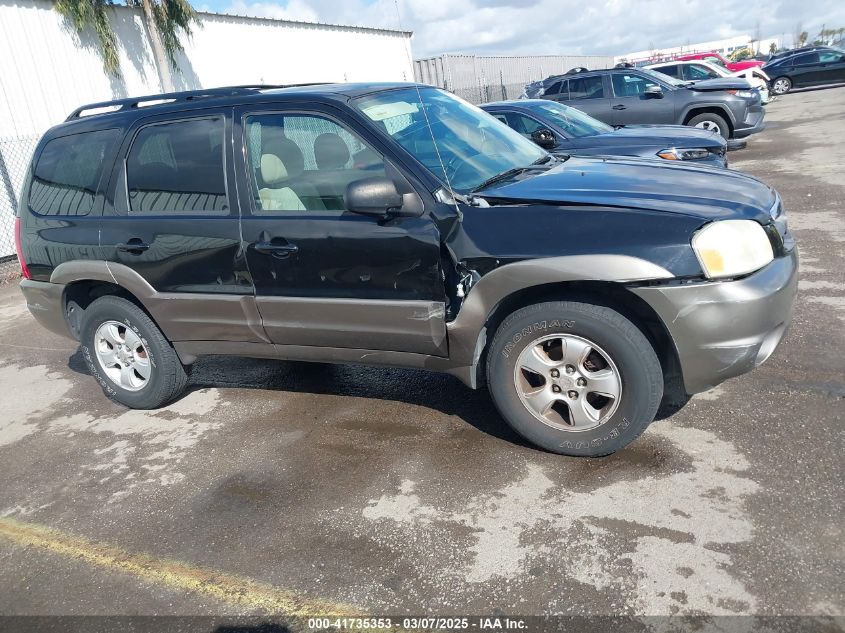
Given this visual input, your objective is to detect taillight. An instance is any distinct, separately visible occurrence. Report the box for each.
[14,217,31,280]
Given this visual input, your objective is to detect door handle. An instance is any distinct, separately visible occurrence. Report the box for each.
[612,104,627,110]
[254,241,299,258]
[116,238,150,254]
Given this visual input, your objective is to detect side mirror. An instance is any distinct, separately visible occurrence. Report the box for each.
[530,128,557,149]
[645,85,664,98]
[345,177,421,218]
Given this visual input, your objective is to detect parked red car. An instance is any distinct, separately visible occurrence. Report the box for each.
[676,52,764,73]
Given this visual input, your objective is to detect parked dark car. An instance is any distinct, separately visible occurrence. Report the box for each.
[524,67,765,139]
[763,47,845,94]
[17,84,797,457]
[481,99,728,167]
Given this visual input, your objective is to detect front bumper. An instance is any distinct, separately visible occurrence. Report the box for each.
[20,279,74,340]
[733,104,766,138]
[631,249,798,394]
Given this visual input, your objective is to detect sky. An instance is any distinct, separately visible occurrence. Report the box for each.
[196,0,845,58]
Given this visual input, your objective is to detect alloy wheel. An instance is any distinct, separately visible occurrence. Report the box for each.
[514,334,622,432]
[772,78,791,95]
[94,320,152,391]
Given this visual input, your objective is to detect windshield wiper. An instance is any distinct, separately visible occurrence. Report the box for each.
[471,156,557,193]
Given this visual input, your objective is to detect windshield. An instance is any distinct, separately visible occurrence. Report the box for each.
[524,101,613,137]
[638,67,686,87]
[354,87,547,192]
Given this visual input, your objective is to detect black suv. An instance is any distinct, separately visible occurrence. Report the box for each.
[525,67,765,140]
[17,84,797,457]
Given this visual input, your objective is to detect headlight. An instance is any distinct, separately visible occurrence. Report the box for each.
[692,220,774,279]
[727,89,756,99]
[657,147,712,161]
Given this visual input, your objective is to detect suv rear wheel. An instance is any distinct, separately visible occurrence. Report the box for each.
[486,301,663,457]
[80,296,188,409]
[687,112,730,139]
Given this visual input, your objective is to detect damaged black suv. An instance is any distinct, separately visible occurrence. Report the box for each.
[17,84,798,457]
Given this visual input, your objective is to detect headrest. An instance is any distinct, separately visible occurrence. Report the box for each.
[314,133,350,170]
[261,129,304,179]
[260,154,288,185]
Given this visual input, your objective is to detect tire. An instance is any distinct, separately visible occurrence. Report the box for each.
[486,301,663,457]
[687,112,730,139]
[80,295,188,409]
[771,77,792,95]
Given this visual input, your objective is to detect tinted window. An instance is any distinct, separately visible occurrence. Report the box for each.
[611,73,658,97]
[505,113,545,135]
[126,117,227,215]
[29,129,119,216]
[567,76,604,100]
[687,64,719,80]
[655,64,680,78]
[544,80,565,96]
[793,52,820,66]
[244,113,386,213]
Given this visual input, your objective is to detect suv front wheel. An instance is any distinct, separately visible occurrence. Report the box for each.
[487,301,663,457]
[80,296,188,409]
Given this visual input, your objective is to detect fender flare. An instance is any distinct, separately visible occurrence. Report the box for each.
[445,254,673,384]
[680,102,737,125]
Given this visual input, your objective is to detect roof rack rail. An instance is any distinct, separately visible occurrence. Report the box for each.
[64,83,326,121]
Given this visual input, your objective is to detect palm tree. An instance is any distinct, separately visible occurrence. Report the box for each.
[55,0,197,91]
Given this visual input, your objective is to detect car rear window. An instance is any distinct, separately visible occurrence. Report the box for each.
[29,129,119,216]
[126,117,228,215]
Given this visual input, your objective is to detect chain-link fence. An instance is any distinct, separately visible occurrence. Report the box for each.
[0,136,39,282]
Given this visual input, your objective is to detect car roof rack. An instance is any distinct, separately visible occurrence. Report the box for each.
[65,84,326,121]
[565,67,590,75]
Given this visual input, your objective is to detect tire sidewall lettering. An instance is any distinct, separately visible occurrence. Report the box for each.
[501,319,575,358]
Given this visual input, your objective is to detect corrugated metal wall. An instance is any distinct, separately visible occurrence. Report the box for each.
[414,53,615,104]
[0,0,414,260]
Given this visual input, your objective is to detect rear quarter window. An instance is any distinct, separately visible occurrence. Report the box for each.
[29,129,119,216]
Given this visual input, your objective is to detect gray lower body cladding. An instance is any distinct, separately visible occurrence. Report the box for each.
[630,249,799,394]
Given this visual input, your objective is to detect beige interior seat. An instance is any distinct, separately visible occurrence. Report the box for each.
[258,153,305,211]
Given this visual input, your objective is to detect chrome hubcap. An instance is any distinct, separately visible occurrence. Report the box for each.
[94,321,151,391]
[773,79,790,94]
[694,120,722,135]
[514,334,622,431]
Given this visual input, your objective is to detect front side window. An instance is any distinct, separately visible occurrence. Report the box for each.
[506,113,545,135]
[29,129,119,216]
[126,117,227,215]
[524,101,612,137]
[819,50,844,63]
[611,73,658,97]
[567,76,604,100]
[354,87,546,193]
[244,113,386,213]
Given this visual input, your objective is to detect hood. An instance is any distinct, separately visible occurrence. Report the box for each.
[687,77,753,91]
[476,155,775,222]
[605,124,726,148]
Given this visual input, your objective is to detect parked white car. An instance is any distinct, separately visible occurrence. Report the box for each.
[645,60,771,104]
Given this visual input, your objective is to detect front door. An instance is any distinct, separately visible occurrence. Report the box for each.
[234,104,447,356]
[608,72,675,125]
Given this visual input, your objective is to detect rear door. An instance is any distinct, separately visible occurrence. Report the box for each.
[100,108,263,344]
[608,72,675,125]
[233,103,447,356]
[788,52,821,87]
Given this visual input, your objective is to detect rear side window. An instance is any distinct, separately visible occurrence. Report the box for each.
[568,76,604,100]
[126,117,228,215]
[656,64,680,78]
[29,129,119,216]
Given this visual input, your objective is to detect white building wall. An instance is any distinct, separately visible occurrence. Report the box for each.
[617,34,787,64]
[0,0,413,258]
